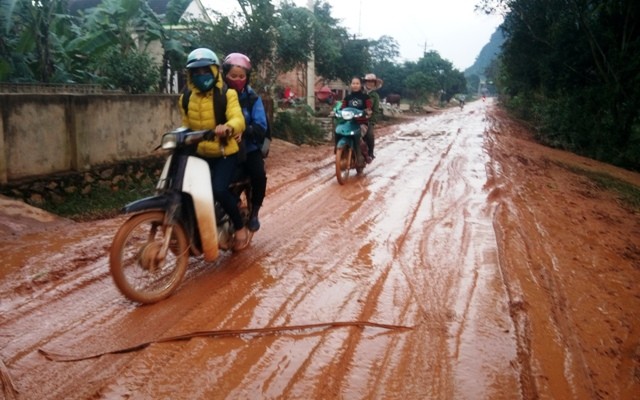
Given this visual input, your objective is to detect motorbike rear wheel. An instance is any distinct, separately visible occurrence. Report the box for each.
[109,211,189,304]
[335,145,353,185]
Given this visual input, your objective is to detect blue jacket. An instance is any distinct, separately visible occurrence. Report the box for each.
[238,86,268,154]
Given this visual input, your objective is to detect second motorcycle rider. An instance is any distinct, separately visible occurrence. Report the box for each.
[222,52,269,233]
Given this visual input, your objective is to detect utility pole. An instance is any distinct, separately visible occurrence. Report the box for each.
[357,0,362,36]
[306,0,315,111]
[420,40,432,56]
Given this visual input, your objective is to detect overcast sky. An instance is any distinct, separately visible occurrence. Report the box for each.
[202,1,504,71]
[296,0,504,70]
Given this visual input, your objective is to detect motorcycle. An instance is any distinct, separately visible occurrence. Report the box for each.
[333,106,371,185]
[109,127,254,304]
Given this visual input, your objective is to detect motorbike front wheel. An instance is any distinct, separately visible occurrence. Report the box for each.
[335,145,353,185]
[109,211,189,304]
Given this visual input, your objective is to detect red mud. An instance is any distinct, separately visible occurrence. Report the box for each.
[1,99,639,399]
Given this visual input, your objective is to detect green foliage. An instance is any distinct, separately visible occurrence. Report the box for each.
[397,51,467,103]
[41,183,156,221]
[498,0,640,171]
[75,0,163,54]
[0,0,180,89]
[311,1,350,82]
[1,0,472,109]
[0,157,163,221]
[275,5,315,72]
[336,38,371,83]
[272,109,326,145]
[98,48,160,93]
[0,0,77,83]
[369,35,400,67]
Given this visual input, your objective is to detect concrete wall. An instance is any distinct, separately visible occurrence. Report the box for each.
[0,94,182,183]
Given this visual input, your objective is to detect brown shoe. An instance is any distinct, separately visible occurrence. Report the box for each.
[233,227,249,251]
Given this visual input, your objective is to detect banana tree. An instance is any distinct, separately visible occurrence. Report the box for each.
[0,0,78,83]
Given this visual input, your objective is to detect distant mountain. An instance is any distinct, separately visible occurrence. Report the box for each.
[464,27,505,78]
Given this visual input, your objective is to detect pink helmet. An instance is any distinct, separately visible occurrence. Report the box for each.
[222,53,252,73]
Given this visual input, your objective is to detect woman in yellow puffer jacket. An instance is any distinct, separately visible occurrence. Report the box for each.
[179,48,249,250]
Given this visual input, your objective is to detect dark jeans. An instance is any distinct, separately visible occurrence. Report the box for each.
[365,121,375,156]
[205,154,243,230]
[243,150,267,209]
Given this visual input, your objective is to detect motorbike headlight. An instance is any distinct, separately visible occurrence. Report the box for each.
[341,110,355,120]
[161,132,178,150]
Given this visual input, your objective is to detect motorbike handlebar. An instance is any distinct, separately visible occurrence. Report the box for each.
[161,127,232,151]
[184,129,212,144]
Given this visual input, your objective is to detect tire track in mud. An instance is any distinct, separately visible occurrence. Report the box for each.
[228,154,425,398]
[392,120,472,397]
[127,118,468,398]
[342,120,462,397]
[2,103,525,399]
[485,112,597,400]
[310,116,481,398]
[144,108,504,395]
[295,136,440,397]
[483,115,538,400]
[71,154,404,397]
[0,209,276,398]
[384,109,519,398]
[415,143,472,397]
[0,205,327,399]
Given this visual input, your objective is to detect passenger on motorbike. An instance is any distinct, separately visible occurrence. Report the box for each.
[179,48,249,251]
[222,52,268,232]
[363,73,383,159]
[341,76,373,163]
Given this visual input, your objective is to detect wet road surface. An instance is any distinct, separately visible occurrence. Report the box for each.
[1,99,639,399]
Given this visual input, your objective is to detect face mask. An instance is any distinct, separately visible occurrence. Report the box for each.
[192,73,214,91]
[226,78,246,93]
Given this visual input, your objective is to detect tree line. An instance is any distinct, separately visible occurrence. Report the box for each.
[479,0,640,171]
[0,0,467,105]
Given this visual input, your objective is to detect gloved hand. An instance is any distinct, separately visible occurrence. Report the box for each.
[243,124,266,143]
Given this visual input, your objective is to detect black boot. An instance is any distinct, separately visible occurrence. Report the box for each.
[248,206,261,232]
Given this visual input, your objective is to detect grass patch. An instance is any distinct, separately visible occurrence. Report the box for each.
[41,183,155,221]
[0,156,165,222]
[563,164,640,211]
[41,182,157,221]
[272,110,327,145]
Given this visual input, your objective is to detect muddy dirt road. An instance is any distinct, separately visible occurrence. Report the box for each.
[1,99,639,399]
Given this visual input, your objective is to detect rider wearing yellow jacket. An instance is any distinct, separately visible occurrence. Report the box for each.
[179,48,249,250]
[179,53,245,158]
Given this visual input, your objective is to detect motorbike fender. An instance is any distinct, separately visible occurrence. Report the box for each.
[335,122,359,136]
[156,154,172,190]
[336,136,353,149]
[121,195,168,214]
[182,156,219,261]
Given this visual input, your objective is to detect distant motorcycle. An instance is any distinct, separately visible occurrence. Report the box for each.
[109,128,254,304]
[333,106,370,185]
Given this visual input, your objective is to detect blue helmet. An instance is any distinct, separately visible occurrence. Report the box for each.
[186,48,219,69]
